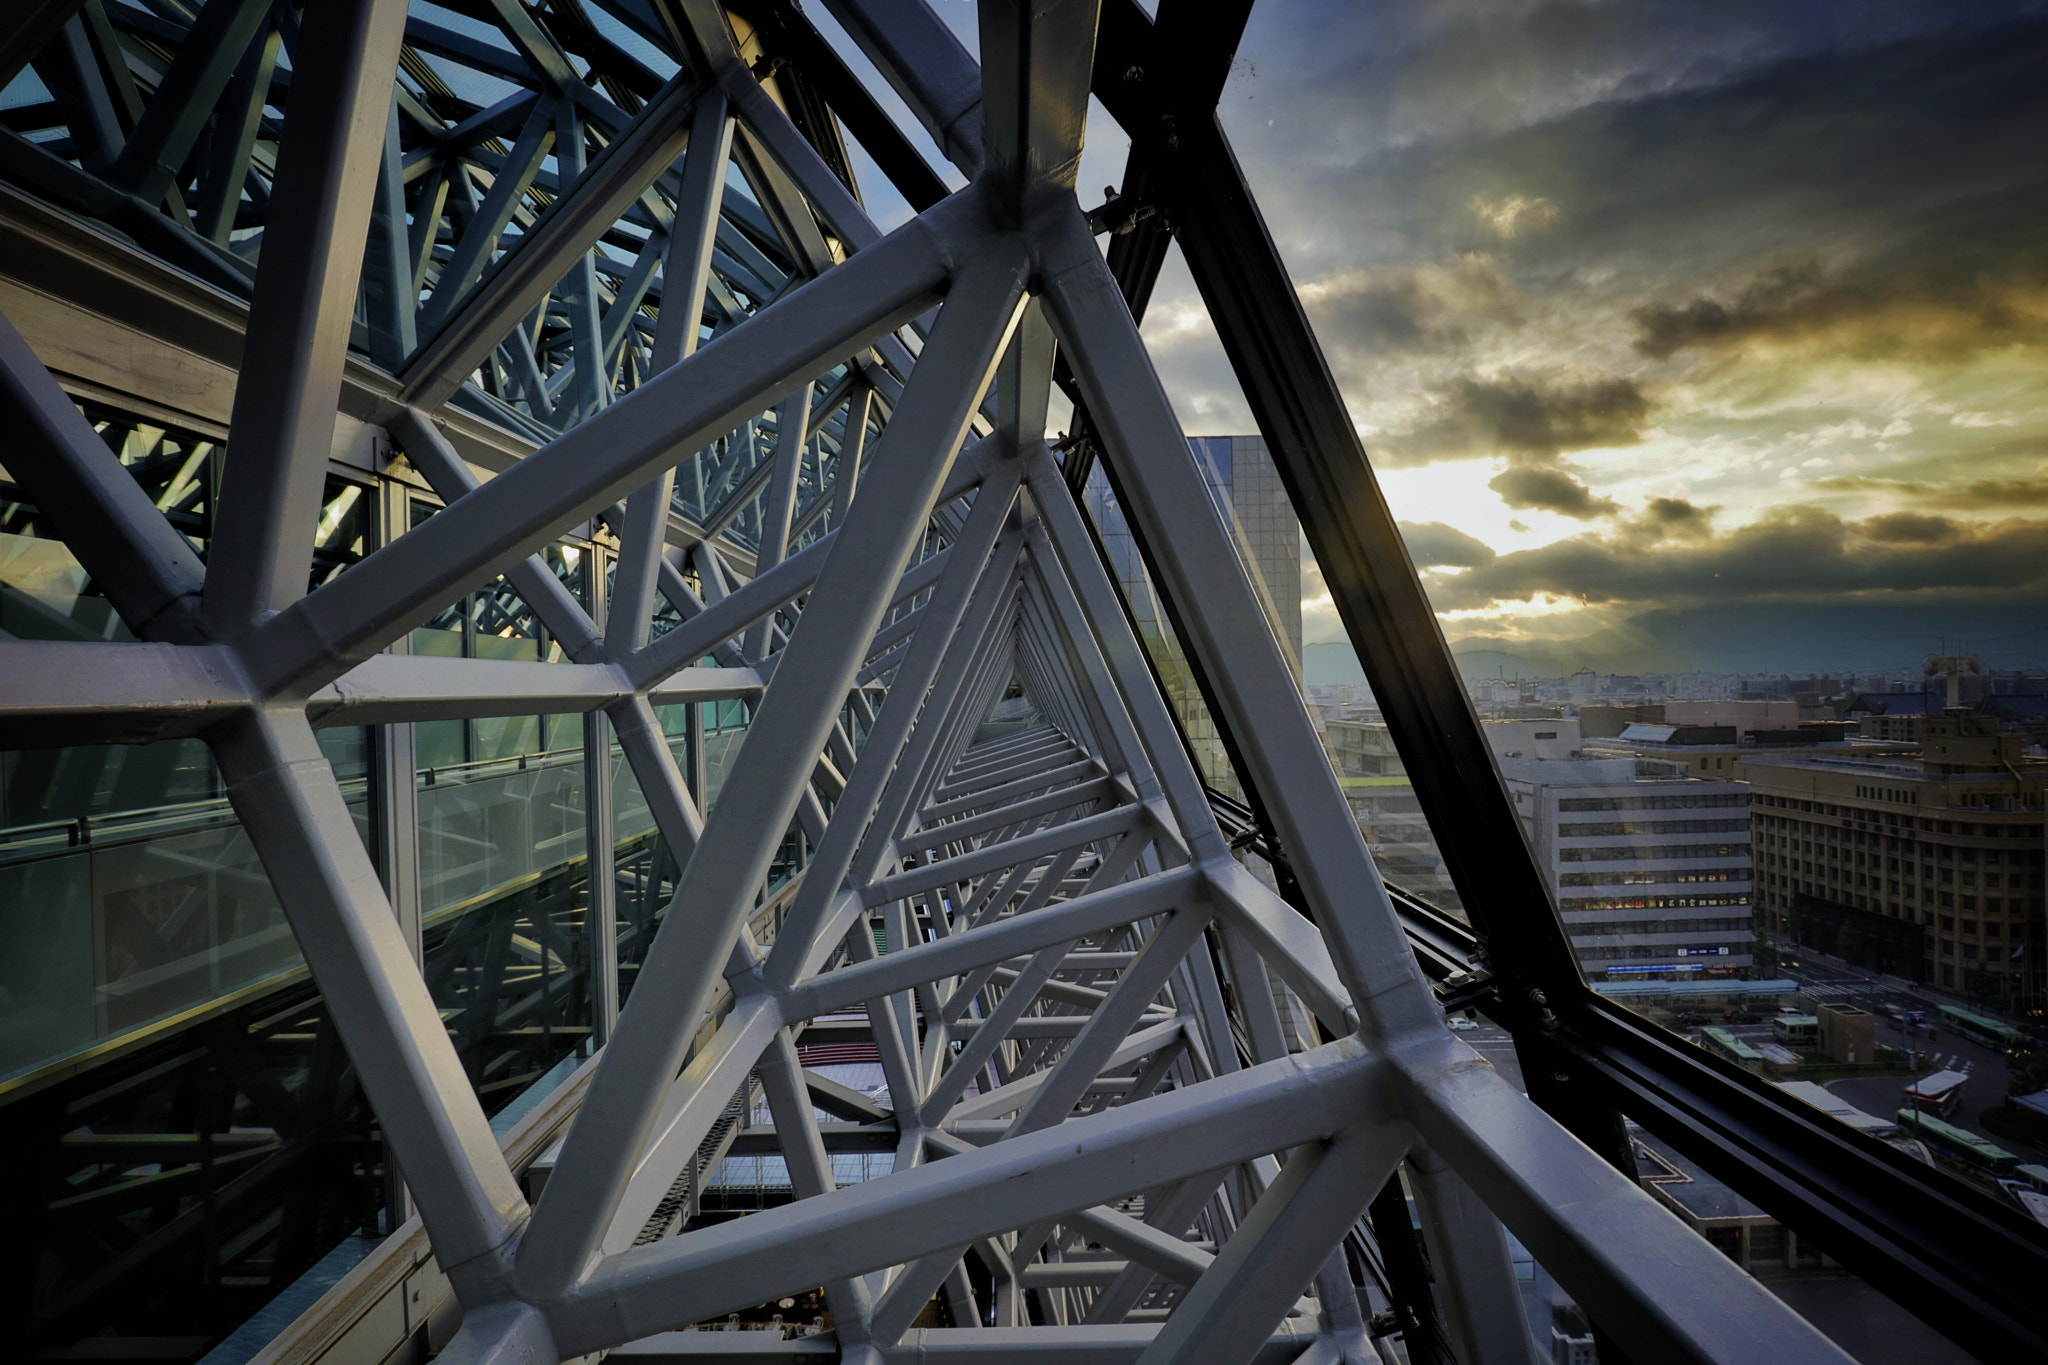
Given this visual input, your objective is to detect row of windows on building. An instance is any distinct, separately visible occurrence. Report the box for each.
[1755,816,2041,867]
[1757,848,2040,891]
[1565,917,1751,939]
[1759,869,2042,918]
[1575,943,1744,963]
[1559,868,1749,888]
[1752,793,2036,838]
[1938,939,2020,961]
[1556,819,1748,837]
[1559,893,1751,912]
[1557,843,1745,863]
[1557,794,1747,812]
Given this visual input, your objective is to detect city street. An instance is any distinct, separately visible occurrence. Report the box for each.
[1444,1005,2013,1365]
[1765,943,2037,1155]
[1444,1014,1980,1365]
[1449,941,2048,1160]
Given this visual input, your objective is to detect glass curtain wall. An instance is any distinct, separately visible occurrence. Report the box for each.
[0,403,778,1359]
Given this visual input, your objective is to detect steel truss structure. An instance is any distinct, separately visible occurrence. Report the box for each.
[0,2,2042,1365]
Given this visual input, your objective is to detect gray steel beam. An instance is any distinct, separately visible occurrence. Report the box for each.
[764,463,1024,987]
[0,311,207,642]
[785,868,1200,1022]
[1133,1131,1404,1365]
[242,194,972,695]
[612,1326,1317,1365]
[303,655,762,726]
[975,0,1099,222]
[516,241,1029,1301]
[202,0,411,637]
[555,1039,1381,1352]
[1395,1034,1854,1365]
[109,0,271,208]
[209,709,528,1292]
[818,0,985,179]
[1405,1152,1544,1365]
[403,73,707,410]
[0,0,86,92]
[1038,209,1438,1045]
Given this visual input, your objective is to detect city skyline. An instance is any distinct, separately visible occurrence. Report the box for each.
[1109,2,2048,667]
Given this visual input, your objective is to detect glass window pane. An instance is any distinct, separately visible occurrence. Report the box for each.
[0,732,367,1084]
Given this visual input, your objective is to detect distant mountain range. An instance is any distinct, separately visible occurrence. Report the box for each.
[1303,599,2048,684]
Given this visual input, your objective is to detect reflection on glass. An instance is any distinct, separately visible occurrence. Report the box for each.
[5,978,394,1354]
[0,404,216,642]
[1078,462,1240,797]
[702,698,750,812]
[422,862,595,1115]
[418,743,584,918]
[0,730,368,1084]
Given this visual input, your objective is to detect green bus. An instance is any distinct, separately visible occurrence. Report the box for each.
[1895,1108,2020,1179]
[1937,1005,2029,1053]
[2016,1163,2048,1195]
[1772,1015,1819,1047]
[1702,1027,1765,1074]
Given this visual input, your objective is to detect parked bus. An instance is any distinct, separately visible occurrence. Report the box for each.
[1904,1070,1969,1118]
[1772,1015,1819,1047]
[2016,1163,2048,1196]
[2001,1182,2048,1229]
[1773,1080,1899,1138]
[1702,1027,1765,1074]
[1895,1109,2020,1180]
[1937,1005,2029,1053]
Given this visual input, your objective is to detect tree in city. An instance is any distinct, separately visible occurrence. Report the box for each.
[2009,1051,2048,1105]
[1750,934,1778,974]
[1964,963,2003,1013]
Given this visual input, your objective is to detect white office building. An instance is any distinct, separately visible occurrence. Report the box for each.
[1497,756,1754,981]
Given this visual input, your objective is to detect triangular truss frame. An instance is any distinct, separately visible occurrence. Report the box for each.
[0,2,1929,1364]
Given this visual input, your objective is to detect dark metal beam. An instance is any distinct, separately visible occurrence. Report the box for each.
[1086,0,1631,1170]
[0,0,86,92]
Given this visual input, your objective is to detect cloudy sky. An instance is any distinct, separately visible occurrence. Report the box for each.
[1081,0,2048,674]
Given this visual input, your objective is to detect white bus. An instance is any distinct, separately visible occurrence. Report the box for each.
[1904,1070,1969,1119]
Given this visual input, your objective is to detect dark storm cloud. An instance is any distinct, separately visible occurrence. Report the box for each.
[1189,2,2048,653]
[1228,3,2048,279]
[1487,465,1618,520]
[1387,373,1650,468]
[1631,264,1828,359]
[1629,245,2048,363]
[1628,497,1719,542]
[1431,506,2048,610]
[1398,520,1498,568]
[1299,254,1517,358]
[1807,470,2048,508]
[1454,375,1648,456]
[1859,512,1959,544]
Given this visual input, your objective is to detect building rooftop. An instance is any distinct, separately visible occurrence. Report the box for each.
[1634,1128,1770,1222]
[1497,756,1733,787]
[1617,723,1738,746]
[1593,979,1800,998]
[1741,752,2045,784]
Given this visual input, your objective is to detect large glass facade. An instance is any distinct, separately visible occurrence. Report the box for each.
[0,396,781,1358]
[0,444,375,1088]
